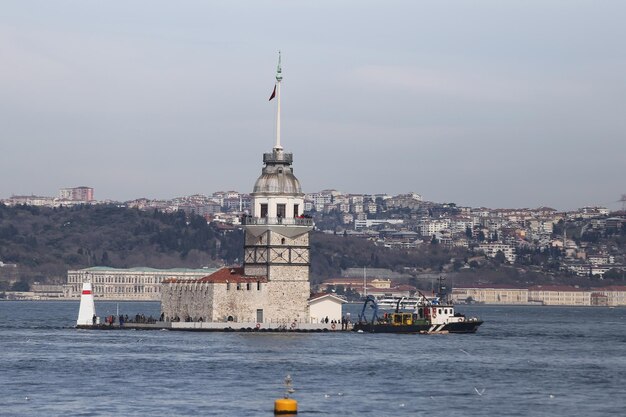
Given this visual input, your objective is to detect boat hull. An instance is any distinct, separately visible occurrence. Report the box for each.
[352,320,483,334]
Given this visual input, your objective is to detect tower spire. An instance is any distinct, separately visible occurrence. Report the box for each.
[274,51,283,151]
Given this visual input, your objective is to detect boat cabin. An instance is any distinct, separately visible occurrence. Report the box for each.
[388,305,462,326]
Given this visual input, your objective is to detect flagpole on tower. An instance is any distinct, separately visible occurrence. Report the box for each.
[275,51,283,151]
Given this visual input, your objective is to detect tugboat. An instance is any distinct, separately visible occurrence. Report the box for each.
[352,277,483,334]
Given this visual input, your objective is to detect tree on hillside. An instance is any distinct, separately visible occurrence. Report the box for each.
[494,250,506,264]
[11,280,30,291]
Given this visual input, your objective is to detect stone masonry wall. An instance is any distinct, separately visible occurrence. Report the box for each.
[244,265,268,277]
[161,282,215,321]
[211,283,266,323]
[268,265,309,282]
[162,280,310,324]
[268,230,309,246]
[263,280,310,324]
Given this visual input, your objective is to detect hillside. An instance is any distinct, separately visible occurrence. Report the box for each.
[2,204,616,292]
[0,204,468,286]
[0,204,242,288]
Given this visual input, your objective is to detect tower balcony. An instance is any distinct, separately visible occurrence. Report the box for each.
[243,216,313,227]
[263,153,293,164]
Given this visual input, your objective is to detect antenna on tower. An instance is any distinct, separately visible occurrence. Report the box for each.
[620,194,626,212]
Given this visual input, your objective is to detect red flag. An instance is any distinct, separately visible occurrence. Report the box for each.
[269,85,276,101]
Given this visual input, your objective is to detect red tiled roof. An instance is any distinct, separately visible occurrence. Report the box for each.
[591,286,626,291]
[198,267,267,283]
[164,267,267,284]
[455,284,527,290]
[528,285,587,292]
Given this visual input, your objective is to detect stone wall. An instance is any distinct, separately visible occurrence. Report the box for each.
[268,230,309,246]
[211,282,266,322]
[161,279,310,324]
[263,280,310,323]
[268,265,309,282]
[243,265,267,277]
[161,282,215,321]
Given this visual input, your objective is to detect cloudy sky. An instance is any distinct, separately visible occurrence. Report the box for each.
[1,1,624,210]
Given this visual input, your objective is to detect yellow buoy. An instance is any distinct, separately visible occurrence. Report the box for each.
[274,397,298,415]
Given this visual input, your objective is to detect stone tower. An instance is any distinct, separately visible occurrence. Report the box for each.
[242,53,313,322]
[160,54,314,325]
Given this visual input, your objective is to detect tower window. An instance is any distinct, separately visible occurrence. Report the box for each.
[293,204,299,217]
[281,238,286,244]
[260,204,268,217]
[277,204,286,218]
[257,282,261,290]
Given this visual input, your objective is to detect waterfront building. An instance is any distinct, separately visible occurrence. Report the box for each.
[65,266,215,300]
[451,286,529,304]
[161,54,315,324]
[591,286,626,306]
[452,285,626,307]
[528,286,590,306]
[31,283,64,298]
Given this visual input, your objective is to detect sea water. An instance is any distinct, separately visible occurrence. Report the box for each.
[1,301,625,416]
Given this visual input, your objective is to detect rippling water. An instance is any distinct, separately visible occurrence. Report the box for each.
[1,301,625,416]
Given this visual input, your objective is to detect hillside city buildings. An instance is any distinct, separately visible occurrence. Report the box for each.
[2,184,625,286]
[59,186,94,202]
[3,186,95,207]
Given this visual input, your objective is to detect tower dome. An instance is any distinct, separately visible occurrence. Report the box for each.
[253,149,303,195]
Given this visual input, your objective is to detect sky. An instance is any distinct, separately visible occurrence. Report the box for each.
[1,1,625,211]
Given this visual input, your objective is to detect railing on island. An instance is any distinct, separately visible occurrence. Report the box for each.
[242,216,313,227]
